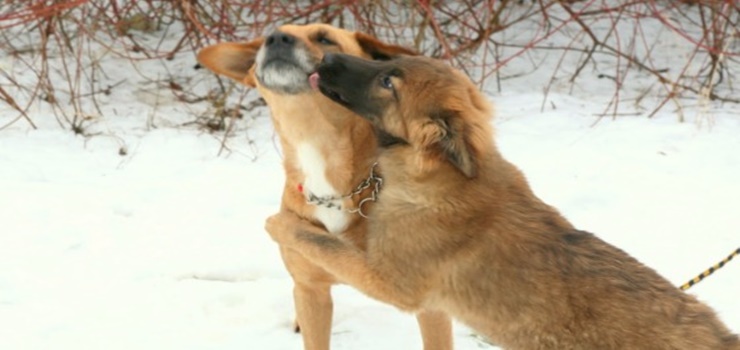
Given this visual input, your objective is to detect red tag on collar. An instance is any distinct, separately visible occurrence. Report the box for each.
[297,183,304,193]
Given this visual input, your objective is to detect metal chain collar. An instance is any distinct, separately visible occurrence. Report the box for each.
[305,162,383,218]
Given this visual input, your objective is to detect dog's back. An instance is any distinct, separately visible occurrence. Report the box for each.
[458,208,739,349]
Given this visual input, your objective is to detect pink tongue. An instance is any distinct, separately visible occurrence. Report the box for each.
[308,72,320,90]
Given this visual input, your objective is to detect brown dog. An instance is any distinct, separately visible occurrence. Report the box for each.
[265,53,739,349]
[197,25,453,350]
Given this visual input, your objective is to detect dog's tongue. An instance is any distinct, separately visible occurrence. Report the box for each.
[308,72,320,90]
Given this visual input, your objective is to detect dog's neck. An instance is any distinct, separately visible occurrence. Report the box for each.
[275,95,377,187]
[267,93,378,232]
[376,142,502,205]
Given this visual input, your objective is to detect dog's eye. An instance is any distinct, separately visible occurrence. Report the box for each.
[316,35,335,46]
[380,75,394,90]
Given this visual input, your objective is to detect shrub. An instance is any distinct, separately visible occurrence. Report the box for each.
[0,0,737,131]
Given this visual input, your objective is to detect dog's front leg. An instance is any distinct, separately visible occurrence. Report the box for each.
[266,211,421,311]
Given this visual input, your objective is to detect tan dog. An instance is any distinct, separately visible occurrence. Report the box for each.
[197,24,453,350]
[265,53,739,349]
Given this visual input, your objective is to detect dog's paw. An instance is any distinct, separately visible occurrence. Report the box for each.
[264,211,303,245]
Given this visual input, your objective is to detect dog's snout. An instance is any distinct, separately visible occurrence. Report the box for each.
[266,31,296,48]
[322,53,338,64]
[321,53,350,68]
[319,53,348,75]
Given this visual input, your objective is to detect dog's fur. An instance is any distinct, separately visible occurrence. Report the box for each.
[197,24,452,350]
[265,53,739,349]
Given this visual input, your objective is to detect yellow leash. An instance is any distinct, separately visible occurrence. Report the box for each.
[679,247,740,291]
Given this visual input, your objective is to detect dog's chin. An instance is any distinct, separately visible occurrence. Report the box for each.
[257,62,313,95]
[318,84,352,107]
[376,128,407,148]
[316,83,383,125]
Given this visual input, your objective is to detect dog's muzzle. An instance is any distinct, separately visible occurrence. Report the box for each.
[255,31,315,94]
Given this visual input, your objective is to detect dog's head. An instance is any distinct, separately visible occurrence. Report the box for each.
[197,24,416,96]
[313,54,492,178]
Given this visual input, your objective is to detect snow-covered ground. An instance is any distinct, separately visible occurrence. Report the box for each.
[1,8,739,350]
[2,94,738,349]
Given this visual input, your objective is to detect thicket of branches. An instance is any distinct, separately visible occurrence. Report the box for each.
[0,0,738,132]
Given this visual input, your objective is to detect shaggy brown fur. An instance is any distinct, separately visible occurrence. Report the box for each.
[265,53,739,349]
[197,25,452,350]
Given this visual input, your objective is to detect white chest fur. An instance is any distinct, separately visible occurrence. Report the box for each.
[296,143,350,234]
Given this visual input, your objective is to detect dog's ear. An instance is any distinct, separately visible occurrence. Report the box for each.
[418,109,477,178]
[355,32,418,60]
[197,39,264,87]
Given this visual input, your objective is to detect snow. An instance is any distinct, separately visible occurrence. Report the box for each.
[1,13,739,350]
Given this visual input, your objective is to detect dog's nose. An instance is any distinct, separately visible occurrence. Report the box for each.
[265,31,295,48]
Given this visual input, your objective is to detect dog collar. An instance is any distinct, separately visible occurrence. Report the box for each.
[298,162,382,218]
